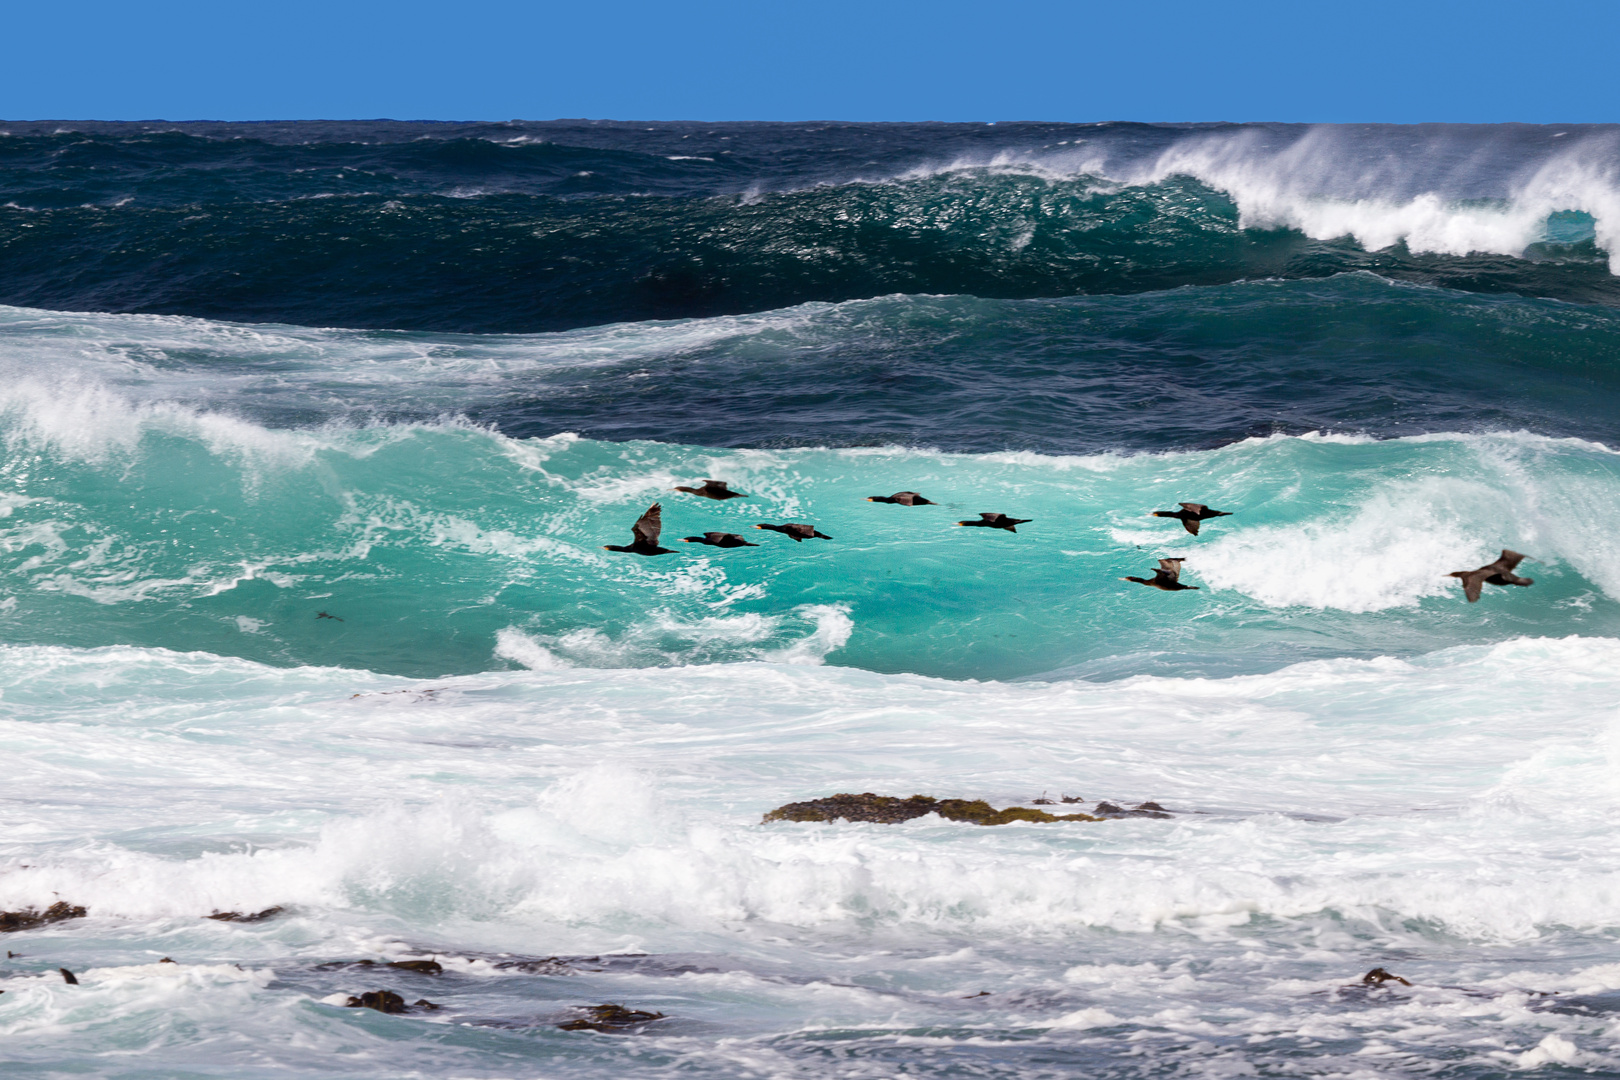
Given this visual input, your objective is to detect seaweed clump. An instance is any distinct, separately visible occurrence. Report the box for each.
[763,793,1101,825]
[0,902,87,932]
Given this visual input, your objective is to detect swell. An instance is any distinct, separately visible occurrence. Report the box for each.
[0,122,1616,332]
[10,275,1620,455]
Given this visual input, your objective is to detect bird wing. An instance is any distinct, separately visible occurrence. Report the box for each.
[1156,559,1183,582]
[704,479,728,491]
[705,532,730,543]
[1455,571,1485,602]
[633,503,663,546]
[1494,549,1527,572]
[980,513,1003,523]
[1179,503,1206,515]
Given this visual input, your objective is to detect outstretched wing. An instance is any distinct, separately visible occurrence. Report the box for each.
[1452,570,1485,602]
[633,503,663,546]
[1179,503,1207,515]
[704,532,730,543]
[1156,558,1183,583]
[980,513,1003,523]
[1494,549,1527,572]
[704,479,728,491]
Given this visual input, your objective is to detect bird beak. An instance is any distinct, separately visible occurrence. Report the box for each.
[866,497,876,501]
[753,524,766,529]
[680,538,694,542]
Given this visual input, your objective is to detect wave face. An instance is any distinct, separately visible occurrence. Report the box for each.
[4,296,1620,680]
[1,120,1617,330]
[7,120,1620,1079]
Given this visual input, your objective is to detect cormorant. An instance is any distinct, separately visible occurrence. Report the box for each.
[868,491,935,505]
[755,522,832,542]
[674,479,747,500]
[604,503,677,556]
[1123,558,1199,591]
[682,532,759,548]
[957,513,1031,532]
[1449,549,1533,602]
[1152,503,1232,535]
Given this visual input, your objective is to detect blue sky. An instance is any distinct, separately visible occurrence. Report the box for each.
[4,0,1616,123]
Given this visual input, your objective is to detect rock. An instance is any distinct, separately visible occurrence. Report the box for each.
[413,998,442,1010]
[557,1004,666,1031]
[206,906,283,923]
[387,960,443,974]
[1092,801,1173,819]
[1362,967,1412,987]
[763,793,1102,825]
[345,990,408,1013]
[59,967,78,985]
[0,902,88,932]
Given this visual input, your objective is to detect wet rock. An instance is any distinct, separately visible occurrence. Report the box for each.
[413,998,442,1010]
[1060,794,1084,804]
[763,793,1102,825]
[206,906,283,923]
[59,967,78,985]
[1362,967,1413,987]
[557,1003,666,1032]
[1092,801,1174,819]
[345,990,408,1013]
[387,960,443,974]
[0,902,88,932]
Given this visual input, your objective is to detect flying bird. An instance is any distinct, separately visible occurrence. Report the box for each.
[1152,503,1232,535]
[604,503,677,556]
[1123,558,1200,591]
[755,522,832,542]
[674,479,747,500]
[867,491,935,506]
[682,532,759,548]
[1448,549,1533,602]
[957,513,1031,533]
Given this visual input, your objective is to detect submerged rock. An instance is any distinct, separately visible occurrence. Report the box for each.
[387,959,443,974]
[0,902,87,932]
[1092,801,1174,819]
[206,906,284,923]
[346,990,408,1013]
[557,1003,666,1032]
[763,793,1103,825]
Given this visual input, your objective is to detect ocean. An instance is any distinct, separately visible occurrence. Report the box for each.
[2,119,1619,1078]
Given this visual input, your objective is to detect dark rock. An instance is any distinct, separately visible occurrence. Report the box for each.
[1093,801,1174,819]
[0,902,88,932]
[495,956,584,975]
[1362,967,1413,987]
[59,967,78,985]
[557,1003,666,1032]
[963,990,992,998]
[387,960,443,974]
[159,958,175,963]
[413,998,442,1010]
[763,793,1101,825]
[206,906,283,923]
[1060,794,1084,804]
[346,990,408,1013]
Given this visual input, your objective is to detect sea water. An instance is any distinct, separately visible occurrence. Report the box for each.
[2,120,1620,1078]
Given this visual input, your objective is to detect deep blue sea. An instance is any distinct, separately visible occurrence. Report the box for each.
[3,120,1620,1078]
